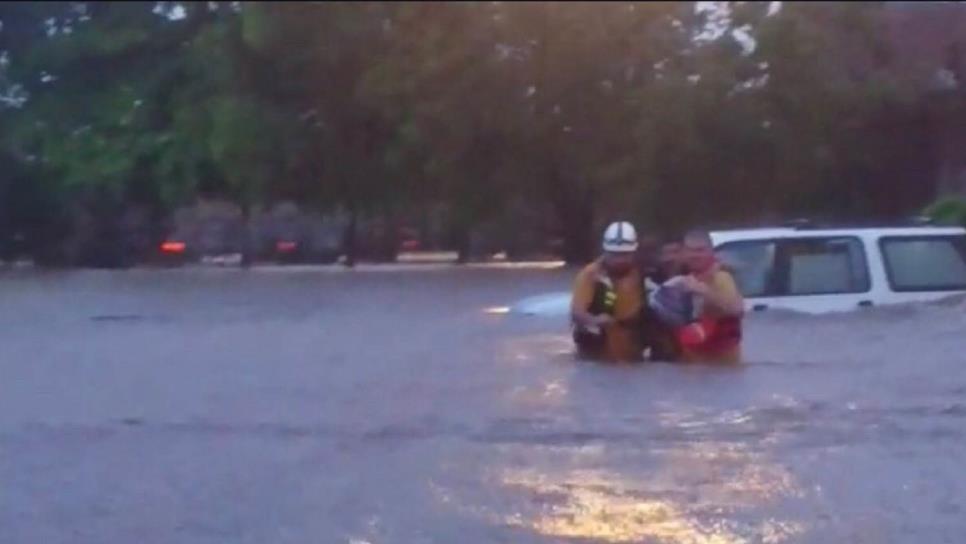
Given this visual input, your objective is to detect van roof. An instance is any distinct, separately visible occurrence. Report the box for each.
[711,225,966,243]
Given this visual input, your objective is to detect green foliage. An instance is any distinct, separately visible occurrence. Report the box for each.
[0,2,959,265]
[925,198,966,227]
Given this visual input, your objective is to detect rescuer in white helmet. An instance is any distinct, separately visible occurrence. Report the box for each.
[570,221,646,362]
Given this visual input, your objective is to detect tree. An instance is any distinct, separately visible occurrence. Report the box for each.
[2,2,249,265]
[1,2,962,267]
[239,2,408,265]
[494,2,686,262]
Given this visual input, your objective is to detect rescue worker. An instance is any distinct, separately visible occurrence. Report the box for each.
[571,221,645,362]
[676,229,745,364]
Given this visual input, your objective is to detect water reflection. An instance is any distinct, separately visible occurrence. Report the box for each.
[506,379,570,409]
[652,440,804,507]
[464,333,807,542]
[499,334,575,367]
[501,468,746,543]
[469,391,809,543]
[497,442,806,543]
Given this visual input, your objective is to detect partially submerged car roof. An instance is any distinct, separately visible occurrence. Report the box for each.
[711,225,966,245]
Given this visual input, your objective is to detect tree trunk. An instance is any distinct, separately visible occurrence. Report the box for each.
[343,206,357,268]
[377,207,399,263]
[558,197,595,265]
[240,201,253,268]
[547,168,595,265]
[561,217,594,265]
[455,224,471,264]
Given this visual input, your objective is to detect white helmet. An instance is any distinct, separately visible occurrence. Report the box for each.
[602,221,638,253]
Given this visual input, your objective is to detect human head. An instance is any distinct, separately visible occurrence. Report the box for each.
[683,228,716,274]
[601,221,638,277]
[658,238,685,276]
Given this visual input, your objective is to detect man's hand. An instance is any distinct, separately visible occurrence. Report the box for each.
[680,275,711,297]
[593,314,616,327]
[681,272,745,317]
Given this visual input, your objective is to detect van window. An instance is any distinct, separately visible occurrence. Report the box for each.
[880,236,966,291]
[715,241,778,297]
[780,237,870,295]
[716,236,870,297]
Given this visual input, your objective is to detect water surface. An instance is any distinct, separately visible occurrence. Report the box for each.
[2,267,964,543]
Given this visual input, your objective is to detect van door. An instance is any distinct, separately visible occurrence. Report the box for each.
[716,236,874,314]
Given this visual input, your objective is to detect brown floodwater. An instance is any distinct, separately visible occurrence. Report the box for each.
[1,266,964,543]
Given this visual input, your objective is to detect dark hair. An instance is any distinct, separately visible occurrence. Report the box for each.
[683,228,712,246]
[661,231,684,246]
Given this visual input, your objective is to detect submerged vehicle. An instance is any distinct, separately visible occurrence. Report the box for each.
[512,222,966,316]
[715,223,966,313]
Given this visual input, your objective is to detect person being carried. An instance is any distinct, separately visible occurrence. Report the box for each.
[642,236,691,362]
[675,229,745,364]
[571,221,646,362]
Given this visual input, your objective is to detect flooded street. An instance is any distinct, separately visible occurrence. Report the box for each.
[2,267,965,543]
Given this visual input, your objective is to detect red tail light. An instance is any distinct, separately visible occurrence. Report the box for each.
[161,241,186,254]
[276,241,298,253]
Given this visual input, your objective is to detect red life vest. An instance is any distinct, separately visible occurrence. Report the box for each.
[705,315,742,352]
[676,315,742,353]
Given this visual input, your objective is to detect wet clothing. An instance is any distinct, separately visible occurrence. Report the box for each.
[679,268,743,364]
[648,277,695,329]
[640,312,681,362]
[571,260,644,362]
[644,276,694,362]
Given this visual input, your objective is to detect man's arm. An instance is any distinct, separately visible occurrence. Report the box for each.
[703,271,744,317]
[571,269,612,328]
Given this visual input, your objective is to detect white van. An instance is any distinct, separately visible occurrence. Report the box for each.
[713,224,966,314]
[510,223,966,317]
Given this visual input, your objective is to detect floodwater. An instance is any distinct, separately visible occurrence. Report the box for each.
[2,267,965,544]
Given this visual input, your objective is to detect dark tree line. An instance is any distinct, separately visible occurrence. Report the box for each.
[1,2,964,266]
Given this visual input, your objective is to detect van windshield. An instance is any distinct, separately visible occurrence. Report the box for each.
[880,235,966,292]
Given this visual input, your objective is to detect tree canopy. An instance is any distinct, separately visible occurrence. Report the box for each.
[0,2,962,265]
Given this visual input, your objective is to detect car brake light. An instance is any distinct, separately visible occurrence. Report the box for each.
[161,241,186,254]
[276,241,298,253]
